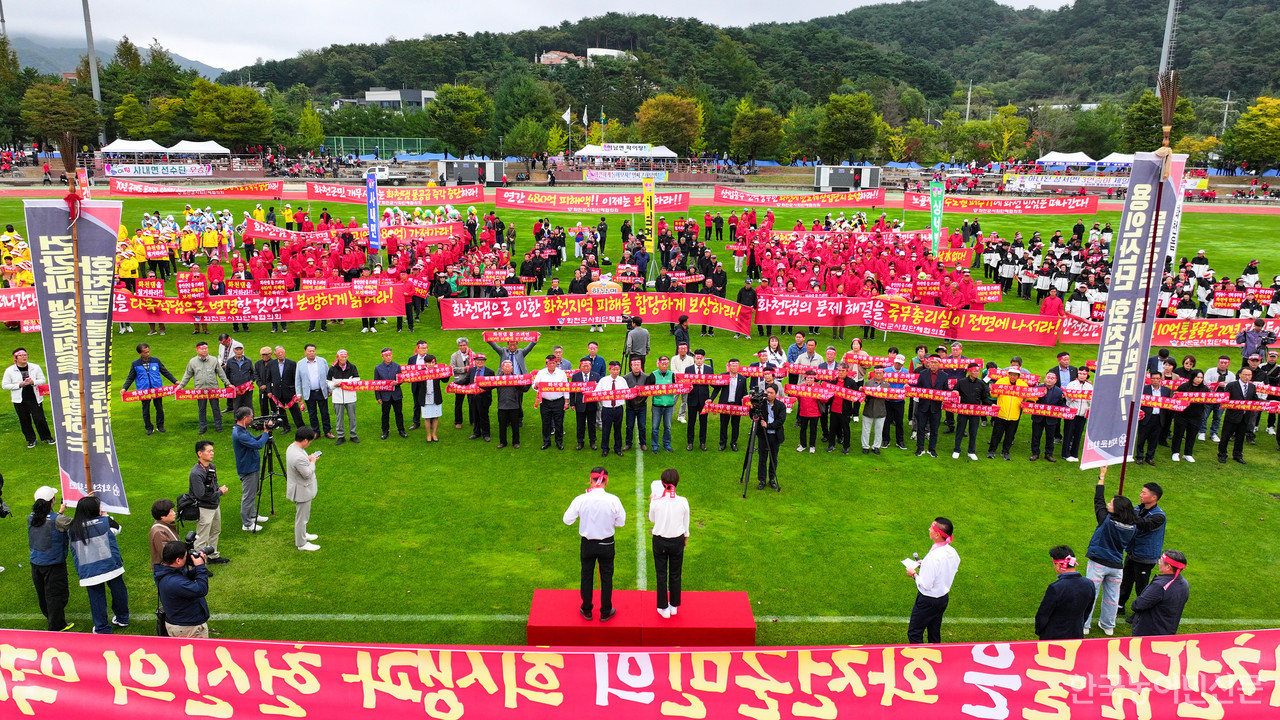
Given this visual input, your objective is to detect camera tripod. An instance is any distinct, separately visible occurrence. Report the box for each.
[252,431,287,534]
[737,415,781,497]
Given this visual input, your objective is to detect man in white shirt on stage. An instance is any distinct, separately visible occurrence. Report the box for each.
[905,517,960,644]
[563,467,626,622]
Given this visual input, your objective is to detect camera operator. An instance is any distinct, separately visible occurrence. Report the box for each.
[754,385,786,491]
[154,540,211,638]
[189,440,230,563]
[623,316,650,369]
[231,408,273,532]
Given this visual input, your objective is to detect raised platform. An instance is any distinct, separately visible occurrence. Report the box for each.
[526,588,756,646]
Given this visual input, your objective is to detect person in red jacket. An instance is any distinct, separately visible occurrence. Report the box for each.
[1040,287,1066,316]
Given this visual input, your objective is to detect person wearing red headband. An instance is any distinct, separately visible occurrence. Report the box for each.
[562,467,626,622]
[1034,545,1094,640]
[1130,551,1189,636]
[648,468,690,619]
[905,517,960,644]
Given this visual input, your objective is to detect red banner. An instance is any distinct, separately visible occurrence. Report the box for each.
[476,373,536,388]
[712,185,886,208]
[109,179,283,198]
[175,272,207,300]
[786,384,835,401]
[1211,290,1248,310]
[987,368,1042,385]
[701,401,750,415]
[1151,317,1280,348]
[226,280,257,296]
[1020,402,1078,419]
[441,293,752,335]
[175,381,254,400]
[135,279,165,298]
[1175,391,1229,404]
[990,383,1046,398]
[904,192,1098,215]
[339,380,395,392]
[9,627,1279,718]
[944,401,999,416]
[829,385,865,403]
[675,372,730,386]
[905,386,958,402]
[445,382,483,395]
[1220,399,1278,412]
[975,284,1002,303]
[305,181,485,205]
[495,188,691,214]
[111,285,405,323]
[1141,394,1191,411]
[484,331,542,343]
[863,385,907,400]
[396,364,454,383]
[121,385,178,402]
[143,243,170,261]
[242,218,466,246]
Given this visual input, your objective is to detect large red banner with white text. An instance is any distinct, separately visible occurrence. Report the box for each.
[495,188,691,214]
[108,179,284,198]
[904,192,1098,215]
[241,218,466,245]
[110,285,406,323]
[1,627,1278,718]
[1059,315,1280,347]
[305,181,485,205]
[713,185,886,208]
[442,293,751,334]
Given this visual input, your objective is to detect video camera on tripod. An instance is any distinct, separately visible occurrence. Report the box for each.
[746,385,768,422]
[247,413,283,432]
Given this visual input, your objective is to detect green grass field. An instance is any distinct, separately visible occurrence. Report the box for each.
[0,193,1277,648]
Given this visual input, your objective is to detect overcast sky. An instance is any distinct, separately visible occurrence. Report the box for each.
[4,0,1071,70]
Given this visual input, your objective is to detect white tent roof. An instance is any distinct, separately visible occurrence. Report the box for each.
[1096,152,1135,166]
[574,143,678,159]
[167,140,231,154]
[100,139,168,153]
[1036,151,1096,165]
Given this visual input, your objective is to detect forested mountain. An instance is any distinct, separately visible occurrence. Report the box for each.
[219,0,1279,107]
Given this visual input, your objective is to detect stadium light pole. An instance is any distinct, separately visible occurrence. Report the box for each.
[81,0,105,144]
[1,0,8,38]
[1156,0,1179,97]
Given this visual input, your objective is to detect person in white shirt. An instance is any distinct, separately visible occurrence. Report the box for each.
[648,468,690,618]
[563,467,626,622]
[905,517,960,644]
[1062,366,1093,462]
[532,354,569,449]
[595,361,627,456]
[670,344,696,423]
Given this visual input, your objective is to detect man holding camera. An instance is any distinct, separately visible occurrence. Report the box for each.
[154,540,211,638]
[624,316,651,369]
[231,408,273,532]
[188,440,230,563]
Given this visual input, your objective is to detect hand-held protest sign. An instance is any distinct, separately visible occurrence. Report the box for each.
[25,199,129,513]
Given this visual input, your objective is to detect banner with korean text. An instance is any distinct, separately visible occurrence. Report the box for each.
[108,179,283,198]
[24,200,129,513]
[241,218,465,246]
[305,181,485,205]
[442,293,751,334]
[713,186,886,208]
[904,192,1098,215]
[495,188,691,214]
[103,163,212,177]
[111,285,406,324]
[1,627,1278,718]
[1082,152,1179,470]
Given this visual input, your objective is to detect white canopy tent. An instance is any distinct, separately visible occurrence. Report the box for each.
[574,143,678,159]
[167,140,231,154]
[100,139,168,154]
[1096,152,1135,166]
[1036,151,1096,166]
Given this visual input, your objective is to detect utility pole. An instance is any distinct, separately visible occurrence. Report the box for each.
[1157,0,1179,97]
[81,0,105,144]
[964,80,973,123]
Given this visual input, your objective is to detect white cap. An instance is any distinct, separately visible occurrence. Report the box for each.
[894,354,907,364]
[34,485,57,502]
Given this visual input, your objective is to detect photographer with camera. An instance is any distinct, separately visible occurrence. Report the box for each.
[231,408,273,532]
[189,440,230,563]
[155,540,211,638]
[623,316,651,369]
[754,384,786,491]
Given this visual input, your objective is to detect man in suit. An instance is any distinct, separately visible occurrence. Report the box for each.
[285,426,321,551]
[1135,371,1171,465]
[570,358,600,450]
[253,346,274,418]
[486,337,537,375]
[405,340,432,430]
[913,355,951,457]
[683,350,714,450]
[294,343,334,439]
[266,346,305,430]
[1219,367,1259,464]
[373,347,408,440]
[223,342,255,415]
[461,353,494,441]
[1034,545,1094,640]
[714,359,749,451]
[755,385,785,491]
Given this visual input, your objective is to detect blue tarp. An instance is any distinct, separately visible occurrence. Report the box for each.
[884,161,911,169]
[1262,169,1278,177]
[905,162,922,169]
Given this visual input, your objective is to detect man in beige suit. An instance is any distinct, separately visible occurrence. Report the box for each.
[285,426,321,551]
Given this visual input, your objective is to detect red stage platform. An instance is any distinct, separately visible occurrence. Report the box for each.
[527,589,756,646]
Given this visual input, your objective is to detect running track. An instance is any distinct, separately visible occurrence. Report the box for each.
[1,186,1277,215]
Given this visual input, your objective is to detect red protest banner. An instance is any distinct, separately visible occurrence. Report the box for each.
[829,385,865,403]
[975,284,1002,303]
[109,178,283,198]
[904,191,1099,215]
[339,380,395,392]
[1141,394,1191,411]
[134,278,165,298]
[112,285,406,323]
[121,385,178,402]
[175,272,207,300]
[300,278,328,291]
[786,384,835,401]
[634,383,692,398]
[536,382,597,395]
[143,243,170,261]
[1211,290,1248,309]
[305,181,485,205]
[496,188,691,214]
[19,319,40,333]
[935,247,976,267]
[445,382,483,395]
[712,185,886,208]
[1152,317,1280,348]
[990,383,1046,398]
[225,279,256,296]
[476,373,536,388]
[396,364,453,383]
[863,385,907,400]
[905,386,958,402]
[701,401,750,415]
[944,401,999,416]
[1020,402,1078,419]
[441,293,753,335]
[351,278,378,297]
[1175,391,1229,404]
[484,330,541,343]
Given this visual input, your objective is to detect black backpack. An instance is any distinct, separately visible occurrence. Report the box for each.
[175,493,200,522]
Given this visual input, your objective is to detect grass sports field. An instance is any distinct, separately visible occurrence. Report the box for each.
[0,191,1277,648]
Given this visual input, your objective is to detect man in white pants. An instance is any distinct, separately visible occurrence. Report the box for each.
[285,427,321,551]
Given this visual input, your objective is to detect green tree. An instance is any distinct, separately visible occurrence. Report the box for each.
[491,75,555,138]
[112,94,150,139]
[1225,97,1280,171]
[988,104,1029,161]
[298,103,325,152]
[21,83,101,148]
[818,92,877,162]
[1073,103,1124,160]
[186,78,272,149]
[781,105,824,162]
[504,116,549,170]
[729,99,782,163]
[0,36,29,144]
[635,94,703,157]
[546,123,568,156]
[425,84,494,158]
[1120,89,1194,153]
